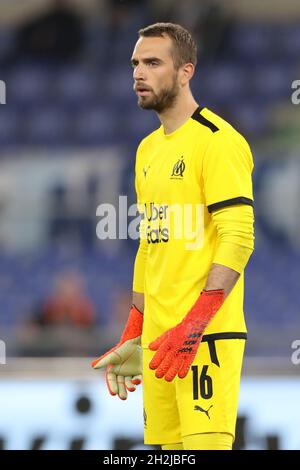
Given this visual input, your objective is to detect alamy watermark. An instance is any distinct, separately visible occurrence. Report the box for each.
[291,80,300,104]
[0,340,6,365]
[291,340,300,365]
[0,80,6,104]
[96,196,204,250]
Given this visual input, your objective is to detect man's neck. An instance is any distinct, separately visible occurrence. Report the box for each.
[158,94,199,135]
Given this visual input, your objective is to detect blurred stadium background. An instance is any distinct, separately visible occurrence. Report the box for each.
[0,0,299,450]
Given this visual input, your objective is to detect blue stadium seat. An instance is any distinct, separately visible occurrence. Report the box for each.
[245,243,299,326]
[105,67,135,102]
[73,105,117,145]
[230,101,269,137]
[109,38,136,66]
[0,108,20,146]
[25,106,70,145]
[228,23,273,62]
[55,66,99,105]
[123,109,159,141]
[84,20,110,63]
[252,64,293,101]
[280,23,300,60]
[196,64,248,103]
[0,28,15,60]
[9,65,52,105]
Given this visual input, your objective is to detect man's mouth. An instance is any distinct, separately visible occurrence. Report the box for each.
[137,89,151,96]
[135,85,152,96]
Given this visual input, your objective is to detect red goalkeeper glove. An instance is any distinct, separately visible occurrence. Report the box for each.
[149,290,224,382]
[92,304,143,400]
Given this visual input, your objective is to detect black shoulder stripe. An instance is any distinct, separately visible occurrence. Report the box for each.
[191,107,219,133]
[207,196,254,213]
[202,332,247,342]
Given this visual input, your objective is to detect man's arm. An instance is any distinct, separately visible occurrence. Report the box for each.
[132,291,144,314]
[205,263,239,298]
[204,203,255,296]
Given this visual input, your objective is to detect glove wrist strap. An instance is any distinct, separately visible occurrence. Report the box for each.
[119,304,143,343]
[184,289,225,332]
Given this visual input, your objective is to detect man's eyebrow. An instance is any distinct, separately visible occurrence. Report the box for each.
[131,57,163,65]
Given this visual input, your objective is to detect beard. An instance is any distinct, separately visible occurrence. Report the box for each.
[137,74,180,113]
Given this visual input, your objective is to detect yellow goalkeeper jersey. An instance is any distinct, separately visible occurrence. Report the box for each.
[134,106,254,347]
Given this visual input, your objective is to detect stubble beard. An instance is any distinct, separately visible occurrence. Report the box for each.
[138,73,180,113]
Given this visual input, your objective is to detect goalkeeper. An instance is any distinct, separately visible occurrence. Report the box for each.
[92,22,254,451]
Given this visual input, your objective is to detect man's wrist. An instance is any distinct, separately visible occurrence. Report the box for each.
[184,289,225,330]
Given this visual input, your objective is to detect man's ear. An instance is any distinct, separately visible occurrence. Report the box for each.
[180,63,195,86]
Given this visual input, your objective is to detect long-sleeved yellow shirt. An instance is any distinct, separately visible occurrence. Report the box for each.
[132,106,254,347]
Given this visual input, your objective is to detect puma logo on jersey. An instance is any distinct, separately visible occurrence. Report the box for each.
[143,165,150,178]
[194,404,213,419]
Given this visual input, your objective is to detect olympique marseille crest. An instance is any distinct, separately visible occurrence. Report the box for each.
[171,157,185,179]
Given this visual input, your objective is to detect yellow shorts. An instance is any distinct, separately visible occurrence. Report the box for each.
[142,335,246,445]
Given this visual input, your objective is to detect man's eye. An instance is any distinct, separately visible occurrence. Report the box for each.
[149,61,158,67]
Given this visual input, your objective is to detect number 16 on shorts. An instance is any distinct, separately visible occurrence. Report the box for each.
[192,365,213,400]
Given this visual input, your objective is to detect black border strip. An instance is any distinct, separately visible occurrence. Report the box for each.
[207,196,254,213]
[191,106,219,133]
[202,332,247,342]
[0,450,298,461]
[208,341,220,367]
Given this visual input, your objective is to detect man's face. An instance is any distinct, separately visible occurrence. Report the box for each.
[131,35,180,113]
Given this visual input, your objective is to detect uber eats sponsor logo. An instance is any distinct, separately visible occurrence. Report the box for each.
[96,196,204,250]
[144,202,169,243]
[142,201,204,249]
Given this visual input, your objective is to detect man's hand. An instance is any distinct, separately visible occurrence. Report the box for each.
[149,290,224,382]
[92,337,142,400]
[92,304,143,400]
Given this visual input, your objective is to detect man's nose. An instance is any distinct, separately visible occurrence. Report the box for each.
[133,64,146,81]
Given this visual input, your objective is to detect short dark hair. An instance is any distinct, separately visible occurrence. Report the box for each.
[138,22,197,70]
